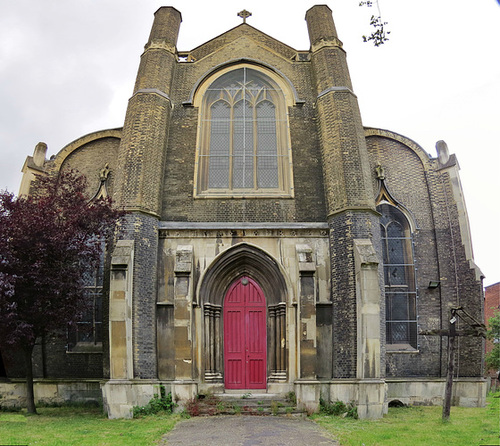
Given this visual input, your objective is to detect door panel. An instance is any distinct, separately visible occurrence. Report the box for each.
[224,277,266,389]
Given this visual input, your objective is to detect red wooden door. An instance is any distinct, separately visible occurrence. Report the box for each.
[224,277,266,389]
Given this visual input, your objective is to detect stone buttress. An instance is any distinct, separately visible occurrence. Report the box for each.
[104,7,182,418]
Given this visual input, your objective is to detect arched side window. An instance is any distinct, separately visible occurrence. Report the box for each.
[378,204,417,349]
[195,66,292,197]
[67,242,104,352]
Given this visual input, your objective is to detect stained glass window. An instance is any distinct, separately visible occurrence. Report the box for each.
[379,204,418,348]
[67,245,104,352]
[197,67,291,196]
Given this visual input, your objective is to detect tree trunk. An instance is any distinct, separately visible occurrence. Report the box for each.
[23,345,37,414]
[0,349,7,377]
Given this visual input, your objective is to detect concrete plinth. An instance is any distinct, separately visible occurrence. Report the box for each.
[357,379,387,419]
[386,377,487,407]
[295,380,320,413]
[0,379,102,409]
[102,380,161,419]
[319,379,386,419]
[171,380,198,411]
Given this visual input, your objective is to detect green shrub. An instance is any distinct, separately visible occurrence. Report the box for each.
[286,391,297,405]
[319,398,358,418]
[132,385,176,418]
[270,400,283,415]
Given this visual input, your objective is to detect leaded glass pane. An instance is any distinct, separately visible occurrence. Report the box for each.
[233,99,254,188]
[390,322,409,342]
[387,220,404,238]
[389,293,409,320]
[208,101,230,188]
[385,265,406,285]
[257,101,278,188]
[386,233,405,265]
[208,157,230,188]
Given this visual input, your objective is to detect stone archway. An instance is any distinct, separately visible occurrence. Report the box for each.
[198,243,288,385]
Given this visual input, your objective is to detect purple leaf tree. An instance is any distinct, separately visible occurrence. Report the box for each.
[0,170,123,414]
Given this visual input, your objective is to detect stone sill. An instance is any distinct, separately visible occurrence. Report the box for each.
[386,345,419,354]
[66,342,103,354]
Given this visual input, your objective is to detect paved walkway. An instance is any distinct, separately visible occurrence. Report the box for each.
[159,415,339,445]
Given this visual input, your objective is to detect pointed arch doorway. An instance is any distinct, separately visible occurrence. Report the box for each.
[224,276,267,389]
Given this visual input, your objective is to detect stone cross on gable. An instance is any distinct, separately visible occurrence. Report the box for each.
[237,9,252,23]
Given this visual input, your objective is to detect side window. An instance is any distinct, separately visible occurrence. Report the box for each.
[378,204,417,349]
[196,66,292,197]
[67,246,104,352]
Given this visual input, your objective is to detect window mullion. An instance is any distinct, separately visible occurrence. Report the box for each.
[229,103,234,190]
[253,100,258,190]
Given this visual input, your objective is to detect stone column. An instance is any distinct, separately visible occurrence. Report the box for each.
[294,244,321,413]
[354,239,386,419]
[354,239,381,379]
[297,244,317,379]
[103,240,141,419]
[108,240,134,379]
[173,245,194,379]
[172,245,197,403]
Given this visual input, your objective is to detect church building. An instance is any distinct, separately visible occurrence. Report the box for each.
[5,5,486,418]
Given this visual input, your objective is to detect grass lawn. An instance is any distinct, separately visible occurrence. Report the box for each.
[314,392,500,446]
[1,394,498,446]
[0,406,178,446]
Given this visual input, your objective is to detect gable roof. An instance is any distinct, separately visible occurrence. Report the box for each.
[183,23,302,62]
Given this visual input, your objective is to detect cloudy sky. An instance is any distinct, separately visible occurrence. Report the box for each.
[1,0,498,286]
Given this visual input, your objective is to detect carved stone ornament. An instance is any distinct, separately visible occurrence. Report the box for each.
[90,163,111,201]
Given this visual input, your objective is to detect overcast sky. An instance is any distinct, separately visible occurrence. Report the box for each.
[0,0,498,287]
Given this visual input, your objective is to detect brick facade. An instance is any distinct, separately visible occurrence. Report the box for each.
[9,5,485,417]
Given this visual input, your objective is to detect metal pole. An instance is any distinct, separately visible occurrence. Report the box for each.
[442,309,457,421]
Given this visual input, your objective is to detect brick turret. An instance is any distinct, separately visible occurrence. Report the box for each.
[115,7,181,215]
[306,5,374,214]
[110,7,182,380]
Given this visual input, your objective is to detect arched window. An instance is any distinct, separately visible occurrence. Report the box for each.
[67,243,104,352]
[195,66,292,197]
[378,204,417,349]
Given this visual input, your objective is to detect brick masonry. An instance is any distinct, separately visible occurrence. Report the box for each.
[8,6,484,397]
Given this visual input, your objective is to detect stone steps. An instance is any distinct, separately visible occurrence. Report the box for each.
[189,392,303,416]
